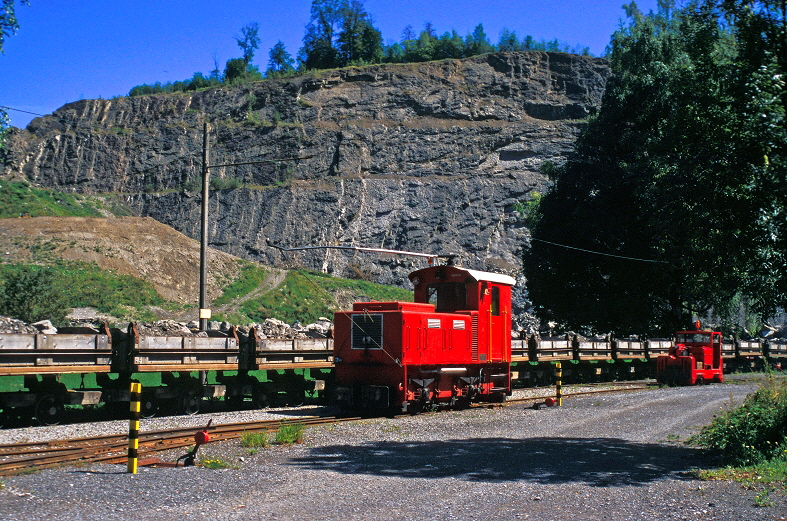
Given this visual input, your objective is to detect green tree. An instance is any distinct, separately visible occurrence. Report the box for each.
[497,28,522,52]
[235,22,261,64]
[434,30,465,59]
[0,0,29,154]
[223,57,262,85]
[299,0,344,69]
[464,23,492,56]
[523,0,786,336]
[0,266,68,325]
[404,28,437,62]
[336,0,382,65]
[300,0,382,69]
[0,0,28,53]
[267,40,295,76]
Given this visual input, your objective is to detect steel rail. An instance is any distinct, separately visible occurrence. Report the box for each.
[0,416,361,476]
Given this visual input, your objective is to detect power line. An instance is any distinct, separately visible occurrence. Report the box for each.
[531,238,670,264]
[0,106,47,117]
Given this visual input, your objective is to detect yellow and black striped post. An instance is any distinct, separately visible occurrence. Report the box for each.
[555,362,563,406]
[127,382,142,474]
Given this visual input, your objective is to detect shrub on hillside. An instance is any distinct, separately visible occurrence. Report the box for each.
[0,266,69,325]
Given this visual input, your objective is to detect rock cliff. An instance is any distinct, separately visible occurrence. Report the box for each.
[2,52,610,290]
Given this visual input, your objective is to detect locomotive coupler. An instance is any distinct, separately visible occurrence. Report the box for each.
[176,419,213,467]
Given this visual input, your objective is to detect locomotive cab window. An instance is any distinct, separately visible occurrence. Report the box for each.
[426,282,467,312]
[491,286,500,316]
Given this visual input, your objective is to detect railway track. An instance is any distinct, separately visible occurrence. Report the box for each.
[0,416,362,476]
[0,382,653,476]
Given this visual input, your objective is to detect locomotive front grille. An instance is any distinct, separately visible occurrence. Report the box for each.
[351,313,384,350]
[471,315,479,361]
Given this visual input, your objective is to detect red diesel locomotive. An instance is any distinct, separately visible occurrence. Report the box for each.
[332,263,516,413]
[655,322,724,385]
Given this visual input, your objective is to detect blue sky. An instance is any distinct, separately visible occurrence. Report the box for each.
[0,0,658,129]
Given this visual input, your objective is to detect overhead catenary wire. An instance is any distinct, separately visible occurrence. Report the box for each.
[0,105,47,117]
[531,238,671,264]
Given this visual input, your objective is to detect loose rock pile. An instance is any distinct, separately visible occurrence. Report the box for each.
[0,316,40,334]
[0,315,333,339]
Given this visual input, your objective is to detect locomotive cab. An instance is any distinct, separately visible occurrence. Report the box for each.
[332,264,515,413]
[656,324,724,386]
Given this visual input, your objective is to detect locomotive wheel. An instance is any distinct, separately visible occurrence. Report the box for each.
[140,392,159,418]
[35,394,64,426]
[181,391,202,415]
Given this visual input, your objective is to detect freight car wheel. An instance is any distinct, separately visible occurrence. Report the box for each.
[181,391,202,415]
[140,393,159,418]
[253,388,270,409]
[35,395,64,426]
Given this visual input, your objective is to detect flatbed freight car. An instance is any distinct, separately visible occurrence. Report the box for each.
[0,323,331,425]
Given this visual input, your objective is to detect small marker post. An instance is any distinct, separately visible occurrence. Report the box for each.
[127,382,142,474]
[555,362,562,406]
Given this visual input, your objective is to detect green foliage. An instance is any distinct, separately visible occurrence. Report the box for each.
[235,22,261,65]
[50,260,165,316]
[0,180,106,218]
[209,176,243,191]
[0,0,28,53]
[523,0,787,336]
[267,40,295,76]
[274,421,304,444]
[238,269,411,324]
[127,2,594,99]
[0,265,69,325]
[240,430,269,448]
[128,71,223,97]
[691,375,787,466]
[0,261,167,324]
[199,457,237,469]
[0,107,10,156]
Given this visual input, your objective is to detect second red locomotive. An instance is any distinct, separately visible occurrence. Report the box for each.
[656,322,725,385]
[332,263,516,413]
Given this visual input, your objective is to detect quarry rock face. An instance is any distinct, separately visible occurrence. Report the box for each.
[2,52,610,287]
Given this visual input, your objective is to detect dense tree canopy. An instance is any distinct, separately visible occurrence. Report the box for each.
[523,0,786,336]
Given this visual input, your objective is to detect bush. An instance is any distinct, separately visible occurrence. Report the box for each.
[0,266,69,325]
[691,375,787,466]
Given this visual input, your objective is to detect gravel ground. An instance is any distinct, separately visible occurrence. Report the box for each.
[1,381,785,521]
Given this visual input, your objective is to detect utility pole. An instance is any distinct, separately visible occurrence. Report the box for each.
[199,121,210,332]
[195,123,310,332]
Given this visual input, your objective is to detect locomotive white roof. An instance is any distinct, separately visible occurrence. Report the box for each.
[458,267,516,286]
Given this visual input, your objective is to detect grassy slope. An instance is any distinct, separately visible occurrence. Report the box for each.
[0,181,413,325]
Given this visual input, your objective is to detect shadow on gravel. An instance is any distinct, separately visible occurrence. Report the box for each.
[289,437,704,487]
